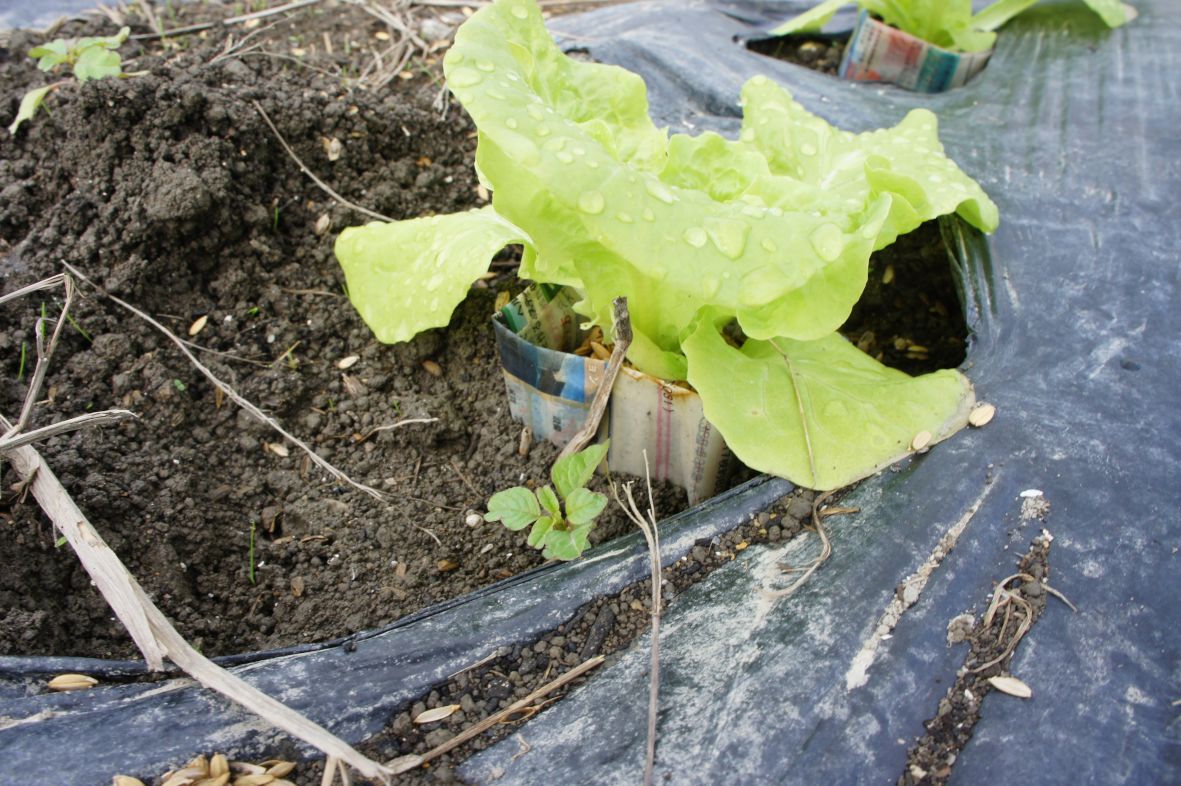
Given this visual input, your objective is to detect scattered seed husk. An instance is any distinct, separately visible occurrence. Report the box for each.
[589,340,611,361]
[465,512,483,527]
[113,777,146,786]
[476,183,490,201]
[518,425,533,457]
[968,402,996,427]
[264,762,295,778]
[193,774,230,786]
[162,768,205,786]
[882,264,895,285]
[209,754,229,778]
[289,575,305,597]
[337,354,360,370]
[495,290,511,311]
[314,214,332,235]
[231,774,274,786]
[414,704,461,724]
[422,359,443,377]
[910,430,932,451]
[987,674,1032,698]
[322,136,343,161]
[229,762,266,776]
[263,441,290,458]
[341,373,366,397]
[47,673,98,691]
[188,314,209,336]
[437,558,460,573]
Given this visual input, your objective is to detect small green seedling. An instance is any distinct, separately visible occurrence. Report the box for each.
[8,27,131,136]
[485,442,609,561]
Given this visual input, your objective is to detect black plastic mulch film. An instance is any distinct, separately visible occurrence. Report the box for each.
[3,2,1180,784]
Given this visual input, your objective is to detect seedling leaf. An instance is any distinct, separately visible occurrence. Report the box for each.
[8,85,54,136]
[537,485,561,518]
[564,487,608,526]
[551,441,609,499]
[543,523,594,561]
[74,46,122,82]
[485,486,540,530]
[527,515,556,548]
[29,40,69,70]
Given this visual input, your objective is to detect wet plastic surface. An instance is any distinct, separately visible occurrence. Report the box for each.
[3,1,1180,784]
[461,1,1181,783]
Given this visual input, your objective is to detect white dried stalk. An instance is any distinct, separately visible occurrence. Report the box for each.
[612,451,663,786]
[0,409,136,452]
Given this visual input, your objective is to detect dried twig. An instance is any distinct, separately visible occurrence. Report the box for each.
[0,410,136,452]
[253,101,394,223]
[0,274,73,437]
[612,451,663,786]
[762,490,836,599]
[62,264,387,502]
[132,0,323,40]
[557,297,631,461]
[0,274,136,449]
[397,655,606,773]
[966,572,1045,674]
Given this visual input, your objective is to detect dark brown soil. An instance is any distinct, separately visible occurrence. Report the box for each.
[747,35,847,75]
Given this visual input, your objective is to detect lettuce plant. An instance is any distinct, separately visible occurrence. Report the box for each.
[336,0,1001,491]
[771,0,1135,53]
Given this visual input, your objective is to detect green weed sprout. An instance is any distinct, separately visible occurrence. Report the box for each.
[484,442,609,561]
[8,26,131,136]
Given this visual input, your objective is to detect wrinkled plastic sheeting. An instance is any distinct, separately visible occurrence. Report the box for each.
[0,476,789,785]
[1,1,1178,783]
[462,1,1181,783]
[0,0,100,29]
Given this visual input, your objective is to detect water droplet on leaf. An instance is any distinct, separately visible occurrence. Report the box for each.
[703,217,749,259]
[683,227,707,248]
[578,191,605,215]
[644,178,676,204]
[809,223,845,262]
[448,68,482,88]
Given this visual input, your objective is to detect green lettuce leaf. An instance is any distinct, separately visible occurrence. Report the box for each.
[335,206,528,343]
[683,315,975,491]
[336,0,1000,491]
